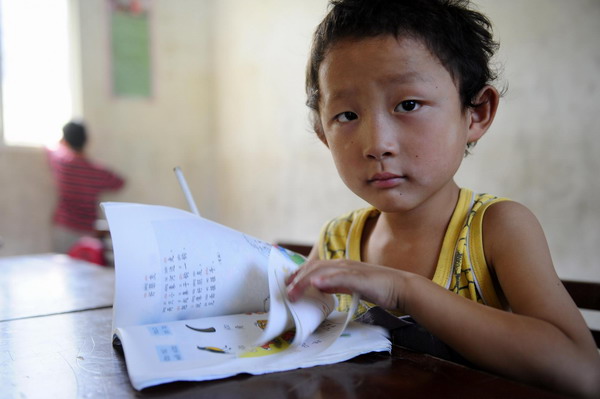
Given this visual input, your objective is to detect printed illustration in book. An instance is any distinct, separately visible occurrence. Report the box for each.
[102,202,390,390]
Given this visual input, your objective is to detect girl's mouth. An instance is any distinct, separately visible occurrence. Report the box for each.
[368,172,406,188]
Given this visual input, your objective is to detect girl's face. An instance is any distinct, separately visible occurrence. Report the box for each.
[317,35,481,214]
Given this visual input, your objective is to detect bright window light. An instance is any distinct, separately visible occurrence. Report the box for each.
[1,0,73,147]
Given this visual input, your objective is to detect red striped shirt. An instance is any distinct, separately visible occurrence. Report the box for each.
[47,145,125,232]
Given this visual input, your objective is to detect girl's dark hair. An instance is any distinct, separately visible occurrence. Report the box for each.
[306,0,500,137]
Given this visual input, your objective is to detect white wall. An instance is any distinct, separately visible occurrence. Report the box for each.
[0,0,218,254]
[78,0,218,213]
[458,0,600,280]
[0,0,598,283]
[211,0,366,244]
[210,0,600,281]
[0,147,55,252]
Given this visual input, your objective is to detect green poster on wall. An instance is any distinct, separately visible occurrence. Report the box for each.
[111,8,151,97]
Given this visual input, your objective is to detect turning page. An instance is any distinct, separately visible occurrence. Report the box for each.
[102,202,273,330]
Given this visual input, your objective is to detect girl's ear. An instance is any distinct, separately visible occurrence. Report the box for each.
[313,118,329,147]
[317,130,329,147]
[467,85,500,144]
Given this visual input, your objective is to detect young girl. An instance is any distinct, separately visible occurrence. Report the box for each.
[286,0,600,396]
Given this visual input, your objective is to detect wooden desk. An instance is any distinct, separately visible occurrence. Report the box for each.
[0,254,566,398]
[0,254,114,321]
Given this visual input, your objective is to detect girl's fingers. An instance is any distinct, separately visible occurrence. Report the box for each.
[286,259,405,310]
[285,270,298,285]
[286,260,364,302]
[286,261,330,301]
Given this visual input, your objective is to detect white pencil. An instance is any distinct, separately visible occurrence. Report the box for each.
[173,166,200,216]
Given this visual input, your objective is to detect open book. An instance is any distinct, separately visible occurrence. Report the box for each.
[102,202,390,390]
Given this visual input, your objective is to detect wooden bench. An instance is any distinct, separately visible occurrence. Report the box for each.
[562,280,600,348]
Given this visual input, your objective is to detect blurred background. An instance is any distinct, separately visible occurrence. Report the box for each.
[0,0,598,282]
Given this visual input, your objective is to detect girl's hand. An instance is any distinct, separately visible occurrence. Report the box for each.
[286,258,411,312]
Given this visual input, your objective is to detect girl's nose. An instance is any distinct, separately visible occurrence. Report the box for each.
[362,116,398,160]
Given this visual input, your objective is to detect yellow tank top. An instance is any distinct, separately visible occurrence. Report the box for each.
[316,188,508,316]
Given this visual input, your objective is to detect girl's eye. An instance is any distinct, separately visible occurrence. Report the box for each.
[395,100,420,112]
[335,111,358,123]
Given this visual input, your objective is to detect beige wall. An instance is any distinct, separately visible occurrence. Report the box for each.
[459,0,600,281]
[0,0,598,282]
[78,0,218,212]
[0,147,55,252]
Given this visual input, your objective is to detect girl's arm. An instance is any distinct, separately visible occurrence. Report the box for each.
[287,201,600,397]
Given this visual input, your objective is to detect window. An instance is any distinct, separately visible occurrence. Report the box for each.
[0,0,74,147]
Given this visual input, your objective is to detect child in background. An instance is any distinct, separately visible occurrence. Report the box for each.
[286,0,600,396]
[47,121,125,254]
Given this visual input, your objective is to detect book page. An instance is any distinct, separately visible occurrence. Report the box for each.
[102,203,272,329]
[114,312,390,390]
[252,247,295,346]
[256,246,359,352]
[260,247,336,346]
